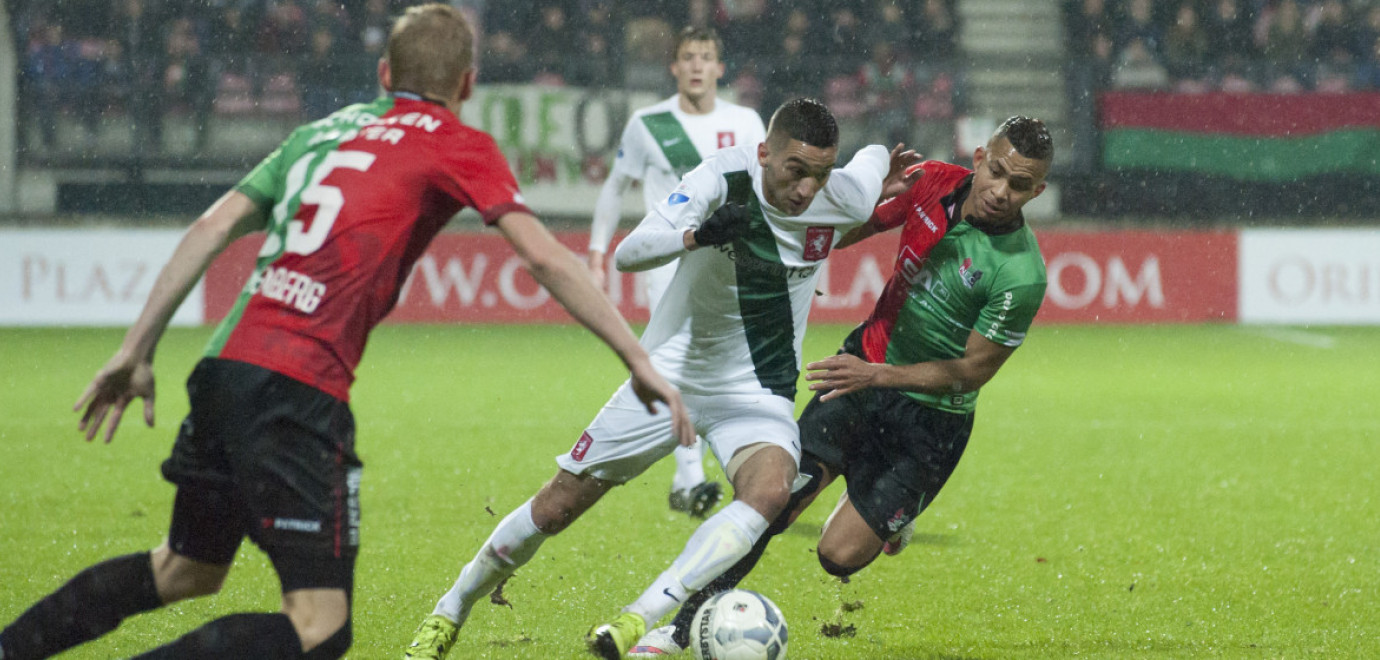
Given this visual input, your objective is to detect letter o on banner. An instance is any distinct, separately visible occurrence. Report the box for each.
[1046,252,1101,309]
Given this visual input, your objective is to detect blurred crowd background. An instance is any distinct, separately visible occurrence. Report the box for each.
[5,0,1379,214]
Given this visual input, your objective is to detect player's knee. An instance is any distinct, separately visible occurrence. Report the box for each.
[301,617,351,660]
[817,552,867,578]
[151,550,229,601]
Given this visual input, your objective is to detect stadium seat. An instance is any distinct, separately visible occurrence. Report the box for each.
[824,76,865,119]
[214,73,256,115]
[260,73,301,115]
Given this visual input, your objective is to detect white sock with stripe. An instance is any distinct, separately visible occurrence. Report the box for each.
[625,501,768,624]
[433,499,547,625]
[671,438,708,493]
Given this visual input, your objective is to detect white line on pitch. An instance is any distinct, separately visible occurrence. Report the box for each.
[1242,327,1338,349]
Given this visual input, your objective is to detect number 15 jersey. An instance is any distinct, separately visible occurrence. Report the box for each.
[209,96,530,402]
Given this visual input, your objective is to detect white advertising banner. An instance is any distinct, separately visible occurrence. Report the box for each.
[1239,229,1380,325]
[0,229,203,326]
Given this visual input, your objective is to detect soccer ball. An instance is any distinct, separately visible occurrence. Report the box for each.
[689,589,789,660]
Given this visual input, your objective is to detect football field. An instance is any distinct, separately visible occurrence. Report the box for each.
[1,323,1376,659]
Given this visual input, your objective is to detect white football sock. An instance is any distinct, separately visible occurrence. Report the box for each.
[625,501,768,624]
[433,499,548,625]
[670,438,708,492]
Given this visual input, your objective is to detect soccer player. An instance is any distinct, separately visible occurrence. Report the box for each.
[405,98,921,660]
[630,116,1054,656]
[0,6,689,660]
[587,26,767,518]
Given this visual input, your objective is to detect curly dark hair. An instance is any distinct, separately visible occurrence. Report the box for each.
[993,116,1054,162]
[767,98,839,150]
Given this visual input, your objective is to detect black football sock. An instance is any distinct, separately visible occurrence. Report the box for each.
[131,612,301,659]
[670,454,830,649]
[0,552,163,660]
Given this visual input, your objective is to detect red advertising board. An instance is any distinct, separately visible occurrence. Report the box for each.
[1034,231,1238,323]
[203,230,1238,326]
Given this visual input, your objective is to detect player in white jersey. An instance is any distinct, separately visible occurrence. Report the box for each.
[404,98,919,660]
[587,27,766,518]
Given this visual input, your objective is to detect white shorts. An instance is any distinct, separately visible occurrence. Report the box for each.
[556,380,801,484]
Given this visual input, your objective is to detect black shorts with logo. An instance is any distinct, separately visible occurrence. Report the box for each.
[798,328,974,541]
[161,358,361,591]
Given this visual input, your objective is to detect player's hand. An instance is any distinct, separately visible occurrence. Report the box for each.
[586,250,607,289]
[692,203,749,247]
[629,361,696,447]
[805,353,881,402]
[74,352,156,444]
[881,143,923,201]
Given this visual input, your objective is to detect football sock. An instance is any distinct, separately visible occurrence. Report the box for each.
[626,501,768,625]
[669,453,829,648]
[671,438,708,492]
[130,612,300,659]
[0,552,163,660]
[433,500,547,625]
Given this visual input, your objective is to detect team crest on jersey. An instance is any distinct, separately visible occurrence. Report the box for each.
[717,131,734,148]
[668,192,690,205]
[959,257,983,288]
[571,431,594,461]
[803,227,834,261]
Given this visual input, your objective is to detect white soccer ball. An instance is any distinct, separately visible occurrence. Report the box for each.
[689,588,789,660]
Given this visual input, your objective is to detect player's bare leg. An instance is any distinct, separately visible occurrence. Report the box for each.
[410,470,613,659]
[817,493,885,576]
[593,445,795,658]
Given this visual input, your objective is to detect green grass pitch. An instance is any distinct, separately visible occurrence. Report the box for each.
[1,323,1377,659]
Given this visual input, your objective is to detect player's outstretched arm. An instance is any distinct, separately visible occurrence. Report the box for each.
[496,211,695,445]
[805,331,1016,402]
[587,171,635,288]
[76,191,266,443]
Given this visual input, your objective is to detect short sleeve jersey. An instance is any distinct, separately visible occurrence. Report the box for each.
[612,95,767,210]
[864,161,1047,413]
[637,144,890,400]
[207,96,530,401]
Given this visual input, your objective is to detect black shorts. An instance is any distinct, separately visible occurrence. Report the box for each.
[161,358,361,591]
[798,328,974,541]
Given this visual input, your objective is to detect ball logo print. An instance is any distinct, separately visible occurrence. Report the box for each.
[691,589,788,660]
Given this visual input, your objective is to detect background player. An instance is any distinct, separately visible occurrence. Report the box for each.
[0,6,688,660]
[631,116,1054,657]
[406,98,919,660]
[587,26,766,518]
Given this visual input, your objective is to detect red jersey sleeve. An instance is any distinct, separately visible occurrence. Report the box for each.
[869,163,924,231]
[438,128,533,226]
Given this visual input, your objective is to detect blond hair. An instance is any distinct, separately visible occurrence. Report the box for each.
[386,3,474,99]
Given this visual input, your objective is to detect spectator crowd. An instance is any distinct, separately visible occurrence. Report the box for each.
[9,0,962,159]
[1065,0,1380,92]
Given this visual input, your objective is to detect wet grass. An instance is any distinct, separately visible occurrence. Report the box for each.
[1,323,1377,658]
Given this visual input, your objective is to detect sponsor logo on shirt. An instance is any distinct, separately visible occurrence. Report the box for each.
[668,192,690,205]
[898,246,928,284]
[571,431,594,461]
[959,258,983,289]
[661,137,683,148]
[803,227,834,261]
[717,131,735,149]
[914,204,939,233]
